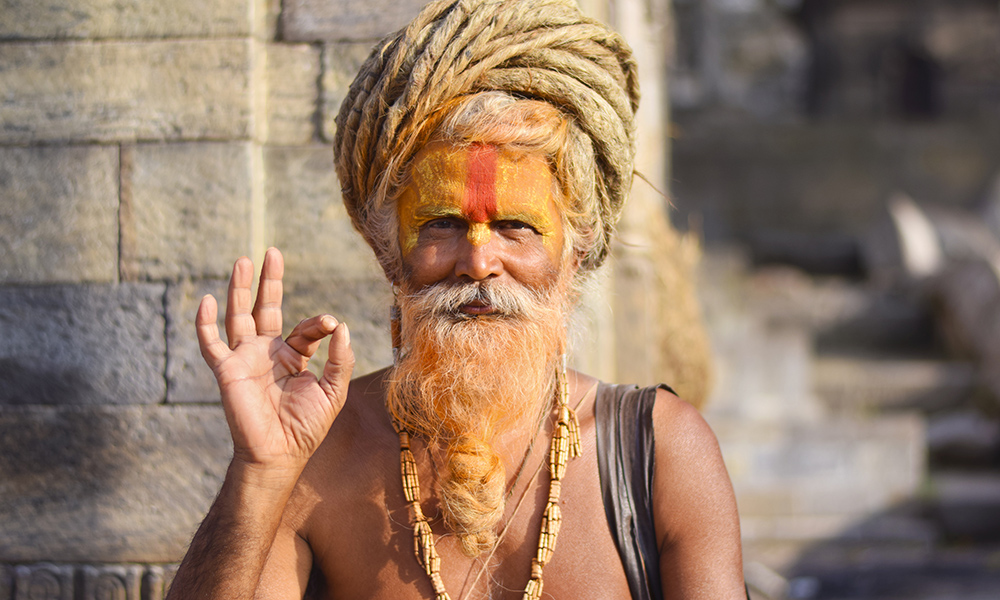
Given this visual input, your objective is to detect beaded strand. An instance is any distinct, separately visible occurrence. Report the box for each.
[397,428,451,600]
[393,360,580,600]
[524,359,580,600]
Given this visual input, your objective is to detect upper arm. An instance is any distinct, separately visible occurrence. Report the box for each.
[651,389,745,600]
[254,520,313,600]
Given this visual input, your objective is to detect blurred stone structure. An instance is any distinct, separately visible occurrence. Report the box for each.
[669,2,1000,597]
[670,0,1000,273]
[0,0,708,597]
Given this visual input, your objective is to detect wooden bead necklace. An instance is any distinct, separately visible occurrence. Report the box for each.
[392,359,581,600]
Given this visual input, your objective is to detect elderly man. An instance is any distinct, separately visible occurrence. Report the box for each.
[167,0,744,598]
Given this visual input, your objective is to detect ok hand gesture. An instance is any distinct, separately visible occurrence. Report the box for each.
[196,248,354,473]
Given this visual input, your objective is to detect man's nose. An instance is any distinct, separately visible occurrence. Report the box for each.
[454,230,503,281]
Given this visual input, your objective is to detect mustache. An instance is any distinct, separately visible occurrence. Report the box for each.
[404,280,549,321]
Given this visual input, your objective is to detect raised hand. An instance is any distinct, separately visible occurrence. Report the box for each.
[196,247,354,472]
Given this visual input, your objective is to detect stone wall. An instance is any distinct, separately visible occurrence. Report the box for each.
[669,0,1000,271]
[0,0,694,595]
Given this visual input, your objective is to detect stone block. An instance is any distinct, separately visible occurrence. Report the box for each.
[0,563,178,600]
[123,142,254,281]
[0,405,230,562]
[320,43,374,142]
[0,0,252,40]
[263,145,383,280]
[166,280,228,403]
[671,120,1000,245]
[929,472,1000,541]
[814,357,976,414]
[0,40,253,144]
[282,0,424,42]
[256,0,282,42]
[0,284,166,405]
[81,565,142,600]
[11,564,73,600]
[936,258,1000,362]
[927,410,1000,466]
[265,43,321,145]
[281,277,392,378]
[0,145,118,284]
[710,414,926,541]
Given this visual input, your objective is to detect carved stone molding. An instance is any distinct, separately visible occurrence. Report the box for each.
[0,564,177,600]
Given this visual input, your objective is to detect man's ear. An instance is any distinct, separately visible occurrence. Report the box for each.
[570,248,585,273]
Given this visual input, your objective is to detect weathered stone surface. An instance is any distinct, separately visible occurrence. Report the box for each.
[124,142,254,281]
[865,194,1000,287]
[82,564,143,600]
[927,410,1000,467]
[0,405,230,562]
[739,264,936,353]
[281,277,392,378]
[929,472,1000,541]
[671,0,807,116]
[0,0,252,40]
[265,43,320,145]
[673,0,1000,120]
[814,357,976,414]
[671,120,1000,246]
[264,145,383,280]
[710,413,926,542]
[320,43,374,142]
[166,280,227,403]
[0,284,166,405]
[10,564,73,600]
[0,40,253,144]
[0,145,118,284]
[257,0,282,42]
[282,0,424,42]
[0,563,178,600]
[935,258,1000,361]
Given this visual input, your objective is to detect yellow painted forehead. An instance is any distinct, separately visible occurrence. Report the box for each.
[397,142,564,255]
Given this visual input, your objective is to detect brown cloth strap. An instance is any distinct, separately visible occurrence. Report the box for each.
[595,383,751,600]
[594,382,668,600]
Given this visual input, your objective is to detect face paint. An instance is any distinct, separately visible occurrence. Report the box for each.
[398,142,563,258]
[462,145,498,247]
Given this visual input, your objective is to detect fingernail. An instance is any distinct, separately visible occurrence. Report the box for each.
[321,315,336,330]
[342,323,351,345]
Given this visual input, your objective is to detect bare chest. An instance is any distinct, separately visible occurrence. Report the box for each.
[307,450,631,600]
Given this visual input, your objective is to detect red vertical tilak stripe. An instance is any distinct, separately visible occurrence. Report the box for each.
[462,144,498,222]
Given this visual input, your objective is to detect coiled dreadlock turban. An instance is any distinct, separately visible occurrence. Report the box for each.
[334,0,640,282]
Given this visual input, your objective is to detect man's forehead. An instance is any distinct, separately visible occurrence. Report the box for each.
[409,142,556,216]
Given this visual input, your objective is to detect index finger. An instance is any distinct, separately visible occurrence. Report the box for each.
[197,294,232,368]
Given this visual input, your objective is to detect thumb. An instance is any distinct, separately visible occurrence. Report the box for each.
[319,322,354,413]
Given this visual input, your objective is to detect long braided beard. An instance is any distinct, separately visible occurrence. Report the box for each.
[387,276,569,557]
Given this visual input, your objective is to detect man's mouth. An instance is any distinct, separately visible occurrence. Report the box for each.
[459,299,495,316]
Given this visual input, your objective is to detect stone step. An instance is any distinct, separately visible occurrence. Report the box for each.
[739,265,938,355]
[754,544,1000,600]
[813,357,977,414]
[926,410,1000,468]
[740,473,1000,598]
[708,413,926,545]
[924,471,1000,542]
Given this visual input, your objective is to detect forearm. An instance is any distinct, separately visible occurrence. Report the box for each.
[167,459,304,600]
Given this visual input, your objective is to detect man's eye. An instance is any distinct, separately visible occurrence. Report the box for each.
[426,218,459,229]
[498,220,538,233]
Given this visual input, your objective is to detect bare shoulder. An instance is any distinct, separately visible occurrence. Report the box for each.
[650,388,723,462]
[649,387,735,533]
[649,388,745,598]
